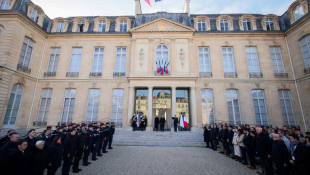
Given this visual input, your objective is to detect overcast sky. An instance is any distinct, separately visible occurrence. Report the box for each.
[31,0,296,19]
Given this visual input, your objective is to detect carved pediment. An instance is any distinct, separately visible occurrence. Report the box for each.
[130,17,195,33]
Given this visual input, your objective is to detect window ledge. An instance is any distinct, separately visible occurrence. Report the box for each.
[154,71,170,76]
[304,67,310,74]
[113,72,125,77]
[90,72,102,77]
[249,72,263,78]
[199,72,212,77]
[274,73,288,78]
[66,72,79,77]
[44,72,56,77]
[224,72,237,78]
[17,64,31,73]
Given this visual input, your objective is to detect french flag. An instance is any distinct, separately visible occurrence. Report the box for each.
[179,114,188,128]
[145,0,162,7]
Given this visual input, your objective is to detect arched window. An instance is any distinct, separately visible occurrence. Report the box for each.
[155,44,169,73]
[243,19,252,31]
[76,21,85,32]
[198,20,206,31]
[293,4,304,21]
[3,84,24,127]
[141,17,146,25]
[98,21,106,32]
[300,35,310,71]
[31,9,40,24]
[220,19,229,31]
[0,0,9,10]
[265,19,274,31]
[179,16,184,24]
[56,22,64,32]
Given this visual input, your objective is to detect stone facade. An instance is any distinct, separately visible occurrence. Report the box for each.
[0,0,309,131]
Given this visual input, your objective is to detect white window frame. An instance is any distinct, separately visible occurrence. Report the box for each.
[31,9,40,24]
[61,89,76,124]
[198,20,206,31]
[47,48,60,73]
[111,89,124,127]
[69,48,82,73]
[270,47,285,73]
[36,89,53,123]
[0,0,9,10]
[300,35,310,69]
[56,22,64,32]
[243,19,252,31]
[246,47,260,73]
[119,21,127,32]
[293,4,304,21]
[92,47,104,73]
[115,47,127,74]
[86,89,100,123]
[220,19,229,31]
[155,44,169,71]
[201,89,215,124]
[226,89,242,125]
[278,90,296,127]
[19,37,34,68]
[252,90,269,126]
[266,19,274,31]
[222,47,235,73]
[77,21,85,32]
[98,21,106,32]
[3,84,24,126]
[198,47,211,73]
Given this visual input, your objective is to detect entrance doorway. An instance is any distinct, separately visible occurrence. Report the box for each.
[152,89,171,130]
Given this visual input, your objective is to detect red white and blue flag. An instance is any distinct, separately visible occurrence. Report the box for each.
[179,114,188,128]
[145,0,162,7]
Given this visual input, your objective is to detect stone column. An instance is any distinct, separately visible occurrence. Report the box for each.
[146,86,153,131]
[171,86,177,131]
[126,86,135,130]
[190,86,198,131]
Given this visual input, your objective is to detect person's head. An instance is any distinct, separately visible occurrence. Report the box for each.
[56,126,60,130]
[111,122,115,126]
[44,129,51,135]
[81,128,86,134]
[250,131,257,137]
[9,133,19,142]
[223,125,227,130]
[250,127,255,132]
[268,128,274,134]
[211,125,214,128]
[88,125,93,131]
[272,134,281,141]
[237,129,243,135]
[237,126,242,129]
[300,136,305,143]
[106,122,110,127]
[53,136,62,144]
[162,114,164,117]
[256,127,263,135]
[101,124,105,128]
[214,123,217,127]
[305,137,310,143]
[203,127,206,130]
[282,126,287,131]
[289,134,299,143]
[7,129,15,136]
[246,125,250,129]
[96,127,100,131]
[255,124,259,127]
[27,129,36,137]
[35,140,45,150]
[279,130,286,137]
[275,127,279,130]
[244,129,249,134]
[81,126,86,130]
[295,129,301,135]
[17,139,28,151]
[57,128,63,133]
[70,130,76,136]
[306,132,310,137]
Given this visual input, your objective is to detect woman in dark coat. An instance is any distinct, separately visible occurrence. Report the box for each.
[45,136,63,175]
[203,127,210,148]
[30,141,46,175]
[154,116,159,131]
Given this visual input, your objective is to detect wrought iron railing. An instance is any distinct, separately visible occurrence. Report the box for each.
[249,72,263,78]
[224,72,237,78]
[199,72,212,77]
[44,72,56,77]
[66,72,79,77]
[90,72,102,77]
[113,72,125,77]
[17,63,31,73]
[274,73,288,78]
[33,121,47,126]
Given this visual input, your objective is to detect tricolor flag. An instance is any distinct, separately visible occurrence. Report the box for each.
[161,60,164,73]
[165,61,169,74]
[156,61,159,73]
[145,0,152,7]
[179,114,188,128]
[163,61,166,73]
[136,114,140,127]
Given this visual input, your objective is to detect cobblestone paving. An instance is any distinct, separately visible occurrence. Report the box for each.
[55,146,257,175]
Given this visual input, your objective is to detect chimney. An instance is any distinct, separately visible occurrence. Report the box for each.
[183,0,190,15]
[135,0,142,15]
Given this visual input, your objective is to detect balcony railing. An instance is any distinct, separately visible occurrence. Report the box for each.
[17,63,31,73]
[44,72,56,77]
[90,72,102,77]
[224,72,237,78]
[33,121,47,127]
[113,72,125,77]
[199,72,212,77]
[249,72,263,78]
[66,72,79,77]
[154,71,170,76]
[274,73,288,78]
[304,67,310,74]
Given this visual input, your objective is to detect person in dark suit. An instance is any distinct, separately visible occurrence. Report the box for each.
[46,136,63,175]
[40,129,52,152]
[62,129,77,175]
[209,125,217,151]
[172,115,178,132]
[97,124,105,156]
[0,129,15,148]
[154,116,159,131]
[73,128,86,173]
[25,129,36,152]
[289,134,309,175]
[244,129,255,169]
[203,127,210,148]
[159,115,165,132]
[30,140,46,175]
[256,127,273,175]
[0,133,19,166]
[131,113,137,131]
[227,126,235,158]
[83,125,93,166]
[272,134,289,175]
[92,127,100,161]
[102,123,110,154]
[221,126,229,156]
[108,122,115,148]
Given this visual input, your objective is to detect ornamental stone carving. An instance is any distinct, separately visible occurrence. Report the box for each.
[179,48,185,67]
[18,77,26,84]
[139,48,144,67]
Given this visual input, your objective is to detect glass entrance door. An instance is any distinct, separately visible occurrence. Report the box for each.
[152,89,171,130]
[176,89,190,131]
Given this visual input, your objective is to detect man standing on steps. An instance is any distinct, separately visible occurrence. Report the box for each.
[131,112,137,131]
[154,115,159,131]
[108,122,115,149]
[172,115,178,132]
[160,114,165,132]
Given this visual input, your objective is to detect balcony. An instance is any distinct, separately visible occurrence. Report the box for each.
[304,67,310,74]
[33,121,47,127]
[199,72,212,77]
[274,73,288,78]
[17,63,31,73]
[89,72,102,77]
[224,72,237,78]
[66,72,79,77]
[113,72,125,77]
[154,71,170,76]
[44,72,56,77]
[249,72,263,78]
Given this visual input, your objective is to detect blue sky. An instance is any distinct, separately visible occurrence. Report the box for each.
[31,0,296,19]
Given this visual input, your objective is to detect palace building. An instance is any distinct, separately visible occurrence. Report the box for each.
[0,0,309,131]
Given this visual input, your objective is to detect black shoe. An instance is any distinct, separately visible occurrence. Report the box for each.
[97,154,103,157]
[92,158,98,161]
[102,151,108,153]
[72,169,81,173]
[77,169,82,172]
[108,147,113,149]
[219,152,224,154]
[82,163,88,166]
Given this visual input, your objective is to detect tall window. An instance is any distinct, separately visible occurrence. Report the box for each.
[111,89,124,127]
[56,22,64,32]
[198,20,206,31]
[222,47,235,73]
[300,35,310,69]
[98,21,106,32]
[86,89,100,123]
[69,48,82,73]
[246,47,260,73]
[119,21,127,32]
[0,0,9,10]
[270,47,285,74]
[31,9,40,24]
[252,90,269,126]
[61,89,76,124]
[199,47,211,74]
[114,47,126,76]
[226,90,241,125]
[201,89,215,124]
[92,48,104,73]
[293,4,304,21]
[36,89,53,124]
[77,21,85,32]
[220,19,229,31]
[155,44,169,71]
[279,90,296,127]
[19,37,34,68]
[266,19,274,31]
[3,84,23,126]
[243,19,252,31]
[47,48,60,73]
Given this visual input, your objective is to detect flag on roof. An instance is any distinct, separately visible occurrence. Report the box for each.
[145,0,152,7]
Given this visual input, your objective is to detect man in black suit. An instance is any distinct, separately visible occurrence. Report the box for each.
[244,129,254,169]
[209,125,217,151]
[289,134,309,175]
[159,115,165,132]
[172,115,178,132]
[256,127,273,175]
[62,129,77,175]
[227,126,235,158]
[25,129,36,152]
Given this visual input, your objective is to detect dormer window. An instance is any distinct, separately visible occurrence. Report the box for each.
[179,17,184,24]
[265,19,274,31]
[98,21,106,32]
[198,20,206,31]
[0,0,9,10]
[77,21,85,32]
[119,21,127,32]
[220,19,229,31]
[141,17,146,25]
[243,19,252,31]
[293,4,304,21]
[56,22,64,32]
[31,9,40,24]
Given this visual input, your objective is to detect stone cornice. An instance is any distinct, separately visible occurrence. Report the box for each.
[285,13,310,36]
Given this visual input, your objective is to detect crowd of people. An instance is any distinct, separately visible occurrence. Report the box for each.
[203,124,310,175]
[0,122,115,175]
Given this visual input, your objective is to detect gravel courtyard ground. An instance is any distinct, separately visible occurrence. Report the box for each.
[55,146,257,175]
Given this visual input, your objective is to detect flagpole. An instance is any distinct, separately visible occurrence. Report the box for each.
[161,0,163,11]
